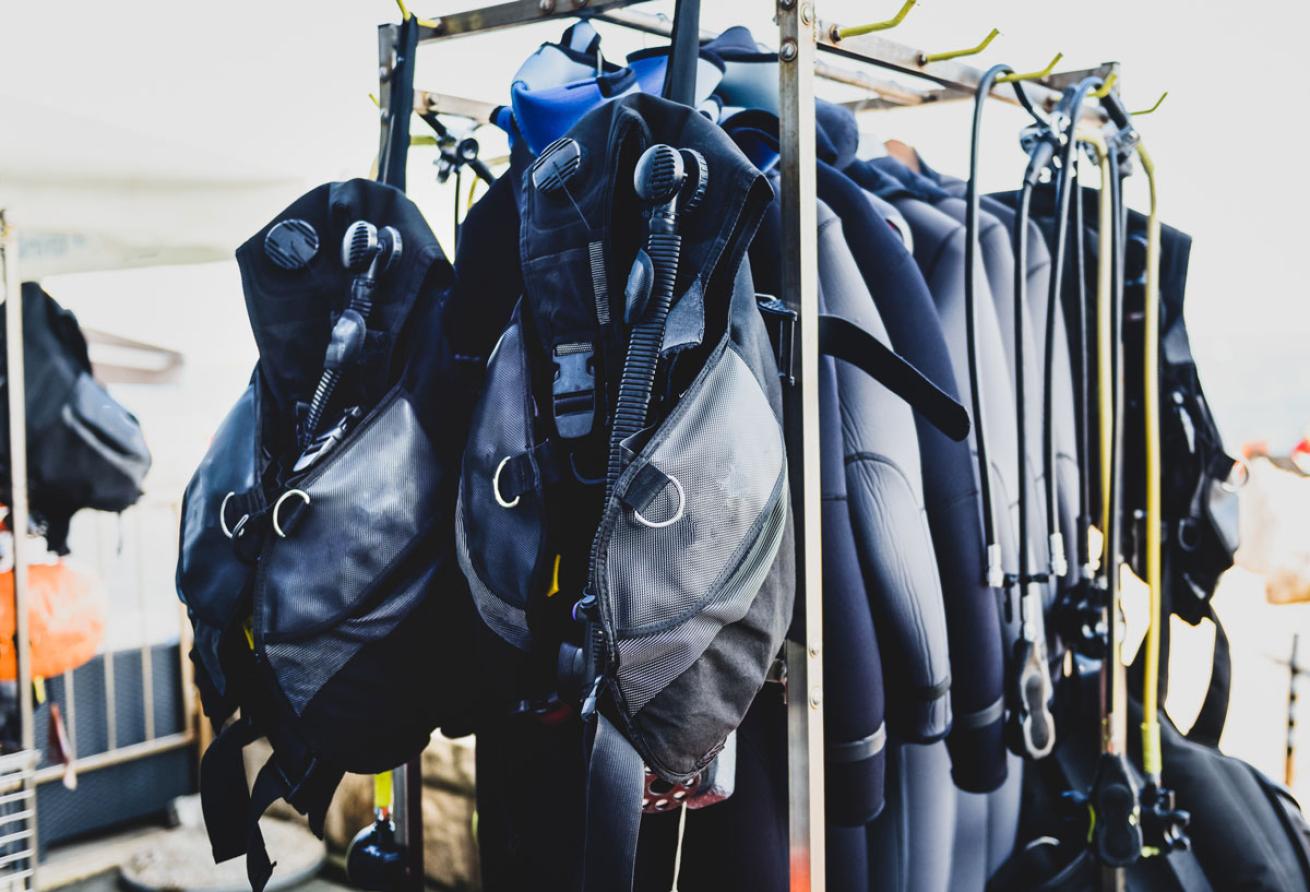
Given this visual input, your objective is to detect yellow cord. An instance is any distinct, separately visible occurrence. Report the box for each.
[1137,142,1163,781]
[394,0,440,28]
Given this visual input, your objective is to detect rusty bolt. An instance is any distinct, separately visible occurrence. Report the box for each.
[800,3,814,24]
[539,0,555,12]
[780,39,798,62]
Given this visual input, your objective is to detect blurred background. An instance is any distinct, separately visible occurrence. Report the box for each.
[2,1,1309,889]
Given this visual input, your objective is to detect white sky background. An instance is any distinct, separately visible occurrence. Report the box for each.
[2,0,1308,483]
[3,0,1310,797]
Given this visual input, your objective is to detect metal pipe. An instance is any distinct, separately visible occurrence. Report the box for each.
[1,215,32,757]
[417,0,650,42]
[777,2,824,888]
[1,214,37,891]
[818,30,1110,124]
[29,732,193,787]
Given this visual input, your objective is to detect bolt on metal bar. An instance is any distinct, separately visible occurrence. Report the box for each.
[777,1,825,889]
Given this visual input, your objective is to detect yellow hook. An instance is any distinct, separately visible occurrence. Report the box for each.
[833,0,917,41]
[394,0,440,29]
[1088,72,1118,99]
[1132,91,1169,116]
[995,52,1064,84]
[920,28,1000,65]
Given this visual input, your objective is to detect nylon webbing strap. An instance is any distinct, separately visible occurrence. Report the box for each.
[581,713,645,892]
[818,313,971,442]
[245,758,292,892]
[200,716,261,863]
[198,717,296,892]
[1186,604,1231,748]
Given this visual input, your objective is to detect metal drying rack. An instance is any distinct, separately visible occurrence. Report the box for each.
[374,2,1143,887]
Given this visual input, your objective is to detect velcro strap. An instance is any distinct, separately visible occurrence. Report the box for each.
[819,314,971,442]
[582,713,645,892]
[827,724,887,764]
[620,463,673,515]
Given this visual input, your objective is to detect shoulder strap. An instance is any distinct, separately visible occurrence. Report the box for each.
[818,313,971,442]
[1186,603,1231,748]
[581,713,646,892]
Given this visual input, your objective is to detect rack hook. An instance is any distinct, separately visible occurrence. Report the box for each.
[831,0,917,42]
[1132,91,1168,116]
[1088,72,1118,99]
[394,0,440,29]
[919,28,1000,65]
[995,52,1064,84]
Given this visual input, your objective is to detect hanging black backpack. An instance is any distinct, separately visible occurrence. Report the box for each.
[0,283,151,552]
[175,179,479,892]
[455,93,792,890]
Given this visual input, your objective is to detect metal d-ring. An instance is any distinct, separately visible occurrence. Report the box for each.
[632,473,685,530]
[219,491,249,540]
[493,456,521,509]
[272,489,311,539]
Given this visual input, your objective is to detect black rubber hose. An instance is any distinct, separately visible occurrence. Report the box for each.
[301,276,376,445]
[1042,79,1101,580]
[606,231,681,493]
[1014,180,1035,622]
[967,64,1011,591]
[1104,147,1126,619]
[1072,147,1091,577]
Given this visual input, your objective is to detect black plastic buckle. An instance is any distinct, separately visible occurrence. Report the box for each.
[756,294,798,386]
[552,344,596,439]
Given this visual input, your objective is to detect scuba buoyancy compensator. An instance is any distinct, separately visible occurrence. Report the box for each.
[176,179,478,892]
[1,283,151,553]
[455,93,788,890]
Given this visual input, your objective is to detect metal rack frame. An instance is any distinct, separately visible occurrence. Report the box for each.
[377,3,1138,886]
[1,214,38,892]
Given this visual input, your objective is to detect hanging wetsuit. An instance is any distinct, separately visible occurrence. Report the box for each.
[922,160,1082,613]
[850,161,1028,890]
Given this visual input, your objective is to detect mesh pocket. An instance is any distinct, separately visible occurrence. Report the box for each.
[455,313,548,651]
[601,342,786,711]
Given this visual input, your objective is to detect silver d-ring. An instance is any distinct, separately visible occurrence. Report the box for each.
[633,474,685,529]
[219,491,249,540]
[493,456,521,509]
[272,489,311,539]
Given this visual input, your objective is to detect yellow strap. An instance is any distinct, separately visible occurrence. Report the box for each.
[545,554,562,598]
[243,616,255,650]
[33,677,46,705]
[374,770,394,813]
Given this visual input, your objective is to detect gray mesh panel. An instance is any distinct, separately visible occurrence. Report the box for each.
[261,391,437,639]
[616,479,787,713]
[605,345,786,634]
